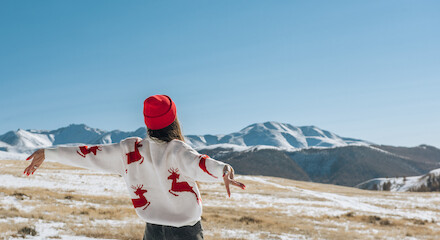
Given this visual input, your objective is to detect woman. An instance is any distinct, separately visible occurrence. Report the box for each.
[24,94,246,240]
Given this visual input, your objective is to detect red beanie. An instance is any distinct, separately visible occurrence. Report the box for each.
[143,95,177,130]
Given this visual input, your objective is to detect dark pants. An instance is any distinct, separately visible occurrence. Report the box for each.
[143,221,204,240]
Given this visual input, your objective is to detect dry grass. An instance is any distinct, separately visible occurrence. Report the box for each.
[2,160,440,239]
[0,221,33,238]
[70,223,144,240]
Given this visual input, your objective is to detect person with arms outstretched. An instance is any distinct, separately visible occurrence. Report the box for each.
[24,95,246,240]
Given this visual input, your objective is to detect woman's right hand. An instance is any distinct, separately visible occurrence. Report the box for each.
[24,149,45,176]
[223,165,246,197]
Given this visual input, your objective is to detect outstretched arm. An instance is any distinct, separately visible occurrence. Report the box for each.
[24,141,126,175]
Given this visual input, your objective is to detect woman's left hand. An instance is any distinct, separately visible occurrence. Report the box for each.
[223,165,246,197]
[24,149,45,176]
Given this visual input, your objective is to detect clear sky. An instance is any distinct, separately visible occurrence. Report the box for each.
[1,0,439,147]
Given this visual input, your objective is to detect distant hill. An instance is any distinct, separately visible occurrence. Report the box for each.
[356,168,440,192]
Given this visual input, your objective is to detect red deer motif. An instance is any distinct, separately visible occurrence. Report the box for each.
[126,140,144,165]
[167,168,200,204]
[198,154,218,179]
[131,185,150,210]
[77,146,102,158]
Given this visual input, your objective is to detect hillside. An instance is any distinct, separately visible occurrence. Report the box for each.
[200,144,440,187]
[1,160,439,239]
[200,148,311,181]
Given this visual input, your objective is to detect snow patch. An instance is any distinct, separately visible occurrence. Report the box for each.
[0,195,35,212]
[0,171,127,197]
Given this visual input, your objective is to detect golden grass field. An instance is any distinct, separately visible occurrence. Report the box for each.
[1,160,440,240]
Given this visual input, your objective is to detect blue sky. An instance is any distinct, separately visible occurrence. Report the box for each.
[1,0,439,147]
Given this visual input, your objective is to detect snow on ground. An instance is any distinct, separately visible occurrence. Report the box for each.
[1,217,106,240]
[0,151,28,160]
[0,170,127,197]
[230,176,440,221]
[2,161,440,239]
[0,195,35,212]
[205,175,440,222]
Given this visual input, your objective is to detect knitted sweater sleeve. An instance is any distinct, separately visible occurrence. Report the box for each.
[44,142,125,175]
[173,140,228,182]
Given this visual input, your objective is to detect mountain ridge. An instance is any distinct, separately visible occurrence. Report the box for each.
[186,121,370,149]
[0,121,370,156]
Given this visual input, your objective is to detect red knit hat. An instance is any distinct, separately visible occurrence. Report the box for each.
[143,95,177,130]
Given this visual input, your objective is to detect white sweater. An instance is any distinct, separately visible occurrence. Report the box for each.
[44,137,227,227]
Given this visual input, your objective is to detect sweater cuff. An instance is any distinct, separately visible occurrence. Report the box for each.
[44,148,58,162]
[206,158,228,181]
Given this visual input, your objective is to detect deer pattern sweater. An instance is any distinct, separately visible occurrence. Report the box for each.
[44,137,227,227]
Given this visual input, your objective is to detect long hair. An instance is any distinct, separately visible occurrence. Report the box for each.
[147,118,185,142]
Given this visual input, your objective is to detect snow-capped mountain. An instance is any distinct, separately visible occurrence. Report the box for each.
[185,121,370,150]
[0,124,146,157]
[0,122,369,158]
[0,122,370,159]
[355,168,440,192]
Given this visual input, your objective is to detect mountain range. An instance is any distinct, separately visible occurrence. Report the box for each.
[185,122,370,149]
[1,122,440,188]
[0,122,369,156]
